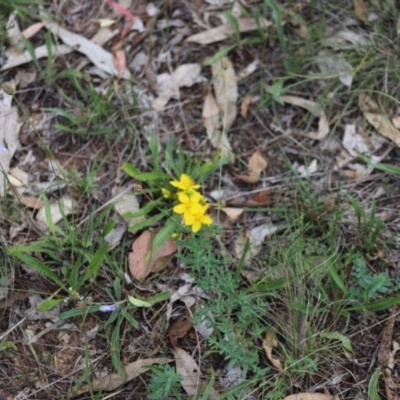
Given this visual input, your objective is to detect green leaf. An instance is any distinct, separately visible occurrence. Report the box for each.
[368,368,381,400]
[121,308,139,328]
[346,296,400,312]
[83,242,108,283]
[37,298,65,313]
[225,12,240,41]
[102,219,116,237]
[128,295,151,308]
[329,264,348,295]
[290,303,326,314]
[144,291,171,306]
[203,44,237,66]
[151,219,176,255]
[0,341,18,352]
[123,198,163,219]
[358,153,400,175]
[58,305,101,319]
[244,37,263,45]
[215,381,251,400]
[114,277,122,301]
[111,315,126,380]
[128,213,165,233]
[121,163,167,181]
[20,35,42,73]
[10,254,64,288]
[200,367,216,400]
[323,331,353,352]
[150,133,160,173]
[42,193,56,235]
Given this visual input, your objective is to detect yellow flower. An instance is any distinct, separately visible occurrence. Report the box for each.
[184,204,213,233]
[161,188,171,199]
[173,192,202,216]
[170,174,200,192]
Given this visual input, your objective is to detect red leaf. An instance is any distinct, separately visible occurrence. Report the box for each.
[104,0,135,39]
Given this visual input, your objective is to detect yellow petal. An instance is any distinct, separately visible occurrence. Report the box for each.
[189,203,202,215]
[177,192,190,204]
[184,214,195,225]
[201,214,213,225]
[181,174,200,190]
[188,191,201,203]
[191,221,201,233]
[173,204,186,214]
[181,174,192,187]
[170,179,181,189]
[193,204,208,216]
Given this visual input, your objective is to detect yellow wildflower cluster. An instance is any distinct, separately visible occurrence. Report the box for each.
[165,174,212,233]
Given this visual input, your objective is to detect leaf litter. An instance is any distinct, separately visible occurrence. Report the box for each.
[3,1,400,398]
[128,229,178,280]
[172,347,219,399]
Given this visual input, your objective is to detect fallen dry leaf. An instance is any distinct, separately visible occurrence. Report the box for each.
[112,188,145,227]
[317,50,353,88]
[19,196,45,210]
[212,57,238,132]
[236,150,267,183]
[1,44,72,71]
[172,347,219,399]
[166,311,193,348]
[153,63,202,111]
[354,0,368,23]
[0,87,21,195]
[8,166,28,186]
[18,22,44,41]
[111,40,126,78]
[378,307,397,366]
[263,329,283,371]
[234,223,283,263]
[234,229,260,265]
[15,69,37,88]
[71,357,171,396]
[240,95,253,119]
[105,0,135,39]
[392,116,400,129]
[98,18,116,28]
[279,95,329,140]
[297,159,318,177]
[129,229,178,280]
[202,91,232,160]
[287,16,309,39]
[202,91,222,148]
[186,18,272,45]
[342,123,383,157]
[104,223,126,249]
[358,92,400,148]
[283,394,339,400]
[329,29,369,47]
[220,207,244,224]
[43,20,131,79]
[36,196,76,228]
[246,189,273,206]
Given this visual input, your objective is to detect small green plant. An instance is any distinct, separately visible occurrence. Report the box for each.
[20,31,81,86]
[8,195,110,293]
[122,134,225,237]
[203,11,269,66]
[147,364,183,400]
[347,195,385,252]
[47,76,115,136]
[347,254,400,303]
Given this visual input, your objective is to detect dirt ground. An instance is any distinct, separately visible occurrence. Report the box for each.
[1,0,400,399]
